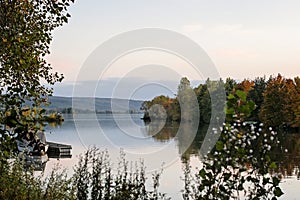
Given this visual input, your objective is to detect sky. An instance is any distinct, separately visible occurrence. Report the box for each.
[48,0,300,99]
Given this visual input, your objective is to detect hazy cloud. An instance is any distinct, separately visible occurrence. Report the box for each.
[53,77,180,100]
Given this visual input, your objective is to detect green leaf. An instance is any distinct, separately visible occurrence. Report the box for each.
[226,107,235,115]
[199,169,206,179]
[239,105,250,115]
[203,180,211,186]
[274,187,284,197]
[248,100,256,112]
[219,185,226,192]
[216,141,224,151]
[273,177,280,186]
[227,93,235,100]
[223,173,231,181]
[263,177,270,185]
[269,162,277,169]
[238,184,244,191]
[236,90,247,102]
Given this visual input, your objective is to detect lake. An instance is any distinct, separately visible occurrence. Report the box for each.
[44,113,300,199]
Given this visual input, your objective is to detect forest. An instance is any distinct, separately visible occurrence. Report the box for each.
[142,74,300,133]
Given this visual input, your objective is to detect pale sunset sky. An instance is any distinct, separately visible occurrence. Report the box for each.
[48,0,300,99]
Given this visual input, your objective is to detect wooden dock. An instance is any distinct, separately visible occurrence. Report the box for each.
[47,141,72,159]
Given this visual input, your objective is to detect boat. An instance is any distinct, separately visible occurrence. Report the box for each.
[16,131,72,170]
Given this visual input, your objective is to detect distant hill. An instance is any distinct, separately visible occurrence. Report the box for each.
[45,96,143,113]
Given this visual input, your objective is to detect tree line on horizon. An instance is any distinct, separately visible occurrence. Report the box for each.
[142,74,300,132]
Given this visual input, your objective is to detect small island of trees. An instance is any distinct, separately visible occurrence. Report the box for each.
[142,74,300,133]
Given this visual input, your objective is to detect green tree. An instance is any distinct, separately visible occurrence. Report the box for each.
[194,83,211,124]
[177,77,198,122]
[0,0,74,159]
[248,76,267,122]
[207,78,226,125]
[142,77,199,123]
[193,78,226,125]
[224,77,237,95]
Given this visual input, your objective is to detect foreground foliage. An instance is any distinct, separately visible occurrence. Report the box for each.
[0,0,74,160]
[0,149,168,200]
[73,148,168,200]
[0,156,74,200]
[182,89,284,199]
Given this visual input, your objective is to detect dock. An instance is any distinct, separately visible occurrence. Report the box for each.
[47,141,72,159]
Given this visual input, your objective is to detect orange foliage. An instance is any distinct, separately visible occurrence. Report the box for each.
[235,79,255,94]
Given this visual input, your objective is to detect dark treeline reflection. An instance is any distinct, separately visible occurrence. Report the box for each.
[144,120,207,161]
[144,120,300,178]
[273,134,300,178]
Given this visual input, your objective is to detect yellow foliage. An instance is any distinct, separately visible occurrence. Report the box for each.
[5,111,11,117]
[237,133,242,138]
[21,110,31,117]
[49,113,56,119]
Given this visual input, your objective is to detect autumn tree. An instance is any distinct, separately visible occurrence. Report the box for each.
[141,95,174,121]
[291,77,300,128]
[286,77,300,128]
[142,77,199,122]
[0,0,74,159]
[259,74,296,128]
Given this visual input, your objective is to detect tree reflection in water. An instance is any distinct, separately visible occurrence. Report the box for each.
[144,120,300,178]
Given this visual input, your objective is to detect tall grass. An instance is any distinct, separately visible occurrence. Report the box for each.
[0,148,168,200]
[73,147,168,200]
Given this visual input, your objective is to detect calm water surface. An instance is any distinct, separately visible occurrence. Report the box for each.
[44,114,300,199]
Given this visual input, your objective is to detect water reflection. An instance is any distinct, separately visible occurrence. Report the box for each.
[272,134,300,178]
[43,114,300,179]
[144,120,207,161]
[144,120,300,177]
[36,114,300,199]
